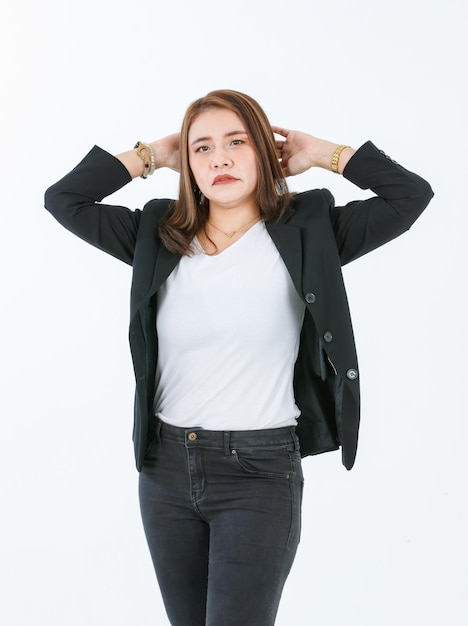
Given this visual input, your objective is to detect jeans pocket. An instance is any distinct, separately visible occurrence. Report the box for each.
[231,446,293,479]
[288,449,304,483]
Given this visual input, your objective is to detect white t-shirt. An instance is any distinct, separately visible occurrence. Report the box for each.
[153,220,305,430]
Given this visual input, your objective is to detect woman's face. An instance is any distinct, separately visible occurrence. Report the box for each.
[188,108,259,213]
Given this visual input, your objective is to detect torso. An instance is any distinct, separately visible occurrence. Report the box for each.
[153,220,306,431]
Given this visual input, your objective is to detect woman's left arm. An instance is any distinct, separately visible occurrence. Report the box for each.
[273,127,434,265]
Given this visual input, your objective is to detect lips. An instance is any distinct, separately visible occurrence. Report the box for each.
[213,174,238,185]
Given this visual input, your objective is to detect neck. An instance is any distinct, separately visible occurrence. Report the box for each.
[209,211,261,234]
[208,204,260,231]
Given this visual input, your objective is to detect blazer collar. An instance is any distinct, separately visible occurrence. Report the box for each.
[132,206,302,318]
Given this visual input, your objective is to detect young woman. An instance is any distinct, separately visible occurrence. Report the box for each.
[45,89,433,625]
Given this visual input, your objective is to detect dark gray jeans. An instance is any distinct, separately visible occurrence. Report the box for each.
[139,419,304,626]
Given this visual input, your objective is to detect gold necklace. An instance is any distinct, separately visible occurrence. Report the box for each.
[207,214,262,238]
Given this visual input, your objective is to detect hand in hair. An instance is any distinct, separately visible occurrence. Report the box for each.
[151,133,181,173]
[272,126,355,176]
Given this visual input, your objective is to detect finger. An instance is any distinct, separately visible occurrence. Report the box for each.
[271,125,289,137]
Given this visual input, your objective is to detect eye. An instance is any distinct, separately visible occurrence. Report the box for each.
[231,139,245,146]
[195,145,210,153]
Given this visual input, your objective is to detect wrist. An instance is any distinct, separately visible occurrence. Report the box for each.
[310,140,355,173]
[333,146,355,174]
[309,139,342,170]
[149,140,163,169]
[134,141,156,179]
[331,145,350,174]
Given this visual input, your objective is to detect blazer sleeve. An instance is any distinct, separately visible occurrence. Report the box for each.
[44,146,142,266]
[328,141,434,265]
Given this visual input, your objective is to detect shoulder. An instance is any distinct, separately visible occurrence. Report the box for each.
[134,198,175,246]
[142,197,174,216]
[139,198,174,225]
[292,189,334,206]
[288,189,334,225]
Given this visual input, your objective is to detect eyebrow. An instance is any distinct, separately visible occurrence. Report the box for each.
[190,130,248,146]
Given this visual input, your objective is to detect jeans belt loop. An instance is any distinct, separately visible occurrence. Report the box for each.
[223,431,231,456]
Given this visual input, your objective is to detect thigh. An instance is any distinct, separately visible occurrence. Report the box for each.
[139,439,209,626]
[204,445,304,626]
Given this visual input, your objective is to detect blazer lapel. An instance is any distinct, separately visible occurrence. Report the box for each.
[149,244,180,299]
[266,209,303,296]
[130,243,180,322]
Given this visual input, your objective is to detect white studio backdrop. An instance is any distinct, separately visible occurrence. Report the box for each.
[1,0,467,624]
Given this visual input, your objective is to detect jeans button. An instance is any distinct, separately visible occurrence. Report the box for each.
[188,432,198,441]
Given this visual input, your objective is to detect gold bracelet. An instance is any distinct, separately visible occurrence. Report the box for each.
[331,145,350,174]
[134,141,156,179]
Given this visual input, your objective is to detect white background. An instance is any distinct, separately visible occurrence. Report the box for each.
[1,0,467,624]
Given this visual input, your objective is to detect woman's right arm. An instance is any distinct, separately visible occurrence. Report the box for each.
[44,135,181,265]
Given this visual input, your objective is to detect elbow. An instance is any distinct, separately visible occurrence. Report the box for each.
[390,178,435,234]
[44,184,62,218]
[44,185,54,213]
[419,179,435,209]
[406,177,434,224]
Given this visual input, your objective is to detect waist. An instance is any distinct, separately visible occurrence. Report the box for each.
[154,417,300,451]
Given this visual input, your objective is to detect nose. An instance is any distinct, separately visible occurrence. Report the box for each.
[211,148,232,169]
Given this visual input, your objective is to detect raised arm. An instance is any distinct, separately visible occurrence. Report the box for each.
[329,140,434,264]
[44,135,181,265]
[271,127,434,264]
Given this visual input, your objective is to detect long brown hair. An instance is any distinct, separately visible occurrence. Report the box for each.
[158,90,292,255]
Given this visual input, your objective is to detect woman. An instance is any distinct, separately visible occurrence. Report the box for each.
[45,89,433,625]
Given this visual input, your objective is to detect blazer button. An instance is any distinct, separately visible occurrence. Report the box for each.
[323,331,333,343]
[346,368,358,380]
[305,292,316,304]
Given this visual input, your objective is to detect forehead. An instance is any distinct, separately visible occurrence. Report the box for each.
[188,108,246,139]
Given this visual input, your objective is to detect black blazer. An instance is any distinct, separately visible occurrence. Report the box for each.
[44,141,433,470]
